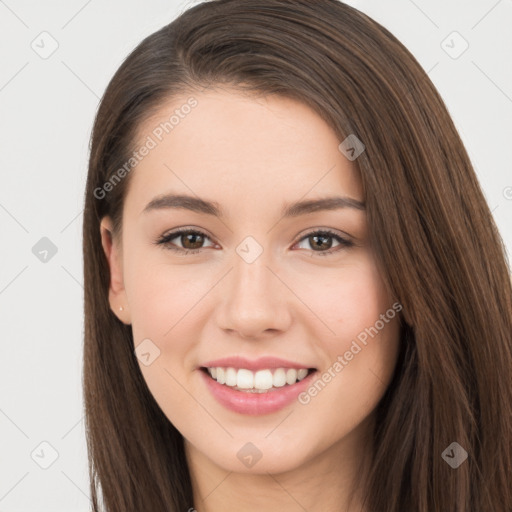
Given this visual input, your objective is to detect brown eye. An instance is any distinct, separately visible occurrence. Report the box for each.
[308,233,334,251]
[156,228,215,253]
[155,227,353,257]
[180,232,205,250]
[294,229,354,257]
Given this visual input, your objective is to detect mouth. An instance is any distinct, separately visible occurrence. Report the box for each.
[199,364,318,415]
[200,366,317,393]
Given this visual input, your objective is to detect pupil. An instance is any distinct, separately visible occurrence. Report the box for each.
[183,233,203,249]
[311,234,331,250]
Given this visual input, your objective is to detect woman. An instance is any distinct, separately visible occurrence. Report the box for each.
[82,1,512,510]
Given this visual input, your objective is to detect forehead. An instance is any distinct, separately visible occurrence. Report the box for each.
[126,88,363,217]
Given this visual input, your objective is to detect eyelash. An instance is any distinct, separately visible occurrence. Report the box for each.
[154,227,354,257]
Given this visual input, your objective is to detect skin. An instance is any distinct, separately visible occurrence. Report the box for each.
[100,87,401,512]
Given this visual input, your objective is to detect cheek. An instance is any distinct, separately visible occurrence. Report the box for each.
[123,244,195,335]
[299,255,392,341]
[126,266,172,342]
[124,253,211,380]
[298,255,401,394]
[124,259,202,419]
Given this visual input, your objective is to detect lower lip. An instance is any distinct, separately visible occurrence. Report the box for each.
[199,368,317,415]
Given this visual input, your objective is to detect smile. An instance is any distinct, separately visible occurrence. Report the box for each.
[202,366,313,392]
[199,366,318,415]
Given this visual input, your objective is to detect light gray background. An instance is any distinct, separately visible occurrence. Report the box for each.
[0,0,511,510]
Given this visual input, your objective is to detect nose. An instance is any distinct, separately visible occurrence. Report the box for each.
[214,251,293,339]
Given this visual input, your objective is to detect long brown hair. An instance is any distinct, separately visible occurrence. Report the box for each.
[82,1,512,510]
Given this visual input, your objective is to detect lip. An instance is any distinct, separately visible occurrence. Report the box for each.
[199,367,317,415]
[200,356,315,372]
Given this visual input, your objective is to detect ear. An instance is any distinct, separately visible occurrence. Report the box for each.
[100,216,131,325]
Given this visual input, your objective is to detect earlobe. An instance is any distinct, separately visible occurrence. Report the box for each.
[100,217,131,325]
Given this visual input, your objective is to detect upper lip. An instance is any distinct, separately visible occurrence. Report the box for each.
[200,356,316,372]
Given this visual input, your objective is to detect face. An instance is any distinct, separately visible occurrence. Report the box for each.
[100,87,401,478]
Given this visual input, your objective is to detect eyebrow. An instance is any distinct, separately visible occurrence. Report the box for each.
[142,193,365,218]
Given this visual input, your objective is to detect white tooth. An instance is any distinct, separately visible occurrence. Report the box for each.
[237,369,254,389]
[285,368,298,385]
[225,367,237,386]
[272,368,287,387]
[216,367,226,384]
[254,369,273,389]
[211,366,309,390]
[297,369,308,381]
